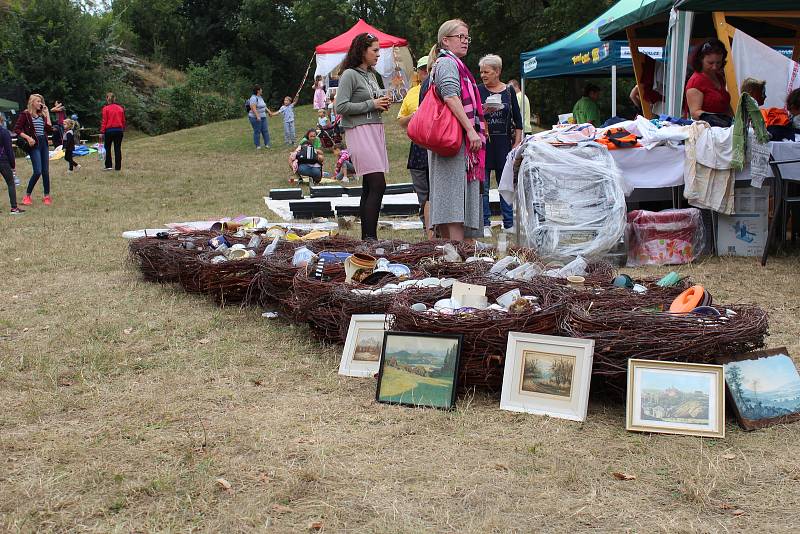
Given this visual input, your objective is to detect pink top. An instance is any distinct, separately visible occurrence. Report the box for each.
[335,149,351,173]
[313,83,327,110]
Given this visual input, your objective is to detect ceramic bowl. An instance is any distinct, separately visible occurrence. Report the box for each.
[387,264,411,277]
[496,288,521,308]
[692,306,720,317]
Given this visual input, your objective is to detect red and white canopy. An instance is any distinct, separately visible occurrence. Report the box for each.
[314,19,412,80]
[315,19,407,54]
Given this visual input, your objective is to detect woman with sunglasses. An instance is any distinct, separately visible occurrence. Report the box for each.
[685,39,733,127]
[424,19,485,242]
[335,33,392,240]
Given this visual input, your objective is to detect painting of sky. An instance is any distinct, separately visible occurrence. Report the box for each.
[639,368,712,393]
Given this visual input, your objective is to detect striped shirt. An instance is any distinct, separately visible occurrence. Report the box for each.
[32,116,45,136]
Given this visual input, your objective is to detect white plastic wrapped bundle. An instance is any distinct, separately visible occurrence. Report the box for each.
[515,141,628,259]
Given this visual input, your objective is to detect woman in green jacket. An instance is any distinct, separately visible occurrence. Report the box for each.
[335,33,392,240]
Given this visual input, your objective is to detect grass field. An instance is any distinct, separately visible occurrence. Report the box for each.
[2,103,800,532]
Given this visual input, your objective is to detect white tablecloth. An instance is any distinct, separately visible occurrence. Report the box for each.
[613,141,800,190]
[610,145,685,189]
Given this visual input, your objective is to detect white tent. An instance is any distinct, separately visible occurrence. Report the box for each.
[314,19,414,97]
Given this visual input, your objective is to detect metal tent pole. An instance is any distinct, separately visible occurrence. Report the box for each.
[611,64,617,118]
[517,77,526,246]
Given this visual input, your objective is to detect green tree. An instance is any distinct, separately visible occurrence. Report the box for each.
[726,365,745,403]
[0,2,21,83]
[113,0,186,64]
[525,358,541,381]
[5,0,110,122]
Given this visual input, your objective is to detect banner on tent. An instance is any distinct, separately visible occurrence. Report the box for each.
[620,47,664,60]
[571,43,611,66]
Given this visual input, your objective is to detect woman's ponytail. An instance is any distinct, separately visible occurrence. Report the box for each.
[427,44,439,73]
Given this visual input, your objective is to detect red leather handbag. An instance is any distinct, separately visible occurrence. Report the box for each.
[407,86,463,157]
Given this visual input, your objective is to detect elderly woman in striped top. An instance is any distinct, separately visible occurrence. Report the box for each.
[14,93,54,206]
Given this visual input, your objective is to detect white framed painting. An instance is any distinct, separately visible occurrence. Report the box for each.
[626,359,725,438]
[500,332,594,422]
[338,314,389,377]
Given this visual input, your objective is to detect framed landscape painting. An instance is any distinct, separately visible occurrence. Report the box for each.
[339,314,389,377]
[717,348,800,431]
[627,359,725,438]
[500,332,594,422]
[376,332,462,410]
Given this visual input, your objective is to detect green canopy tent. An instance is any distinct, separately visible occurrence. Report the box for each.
[0,97,18,116]
[675,0,799,10]
[519,0,665,121]
[598,1,800,116]
[600,1,800,46]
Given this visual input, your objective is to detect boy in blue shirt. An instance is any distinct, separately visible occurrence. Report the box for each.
[271,95,299,146]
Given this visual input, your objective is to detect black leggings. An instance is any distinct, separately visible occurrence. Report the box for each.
[104,130,123,170]
[360,172,386,239]
[65,146,79,170]
[0,161,17,209]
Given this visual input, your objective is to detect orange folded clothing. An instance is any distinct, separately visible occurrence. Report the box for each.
[596,127,641,150]
[760,107,791,127]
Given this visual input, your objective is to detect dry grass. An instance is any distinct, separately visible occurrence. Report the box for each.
[1,105,800,532]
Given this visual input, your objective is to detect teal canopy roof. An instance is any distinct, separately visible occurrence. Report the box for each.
[0,97,18,111]
[521,0,660,79]
[600,1,800,41]
[598,0,673,41]
[676,0,799,11]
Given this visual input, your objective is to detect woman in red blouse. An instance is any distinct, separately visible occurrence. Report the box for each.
[685,39,733,127]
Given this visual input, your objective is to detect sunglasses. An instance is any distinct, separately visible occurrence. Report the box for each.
[366,33,375,40]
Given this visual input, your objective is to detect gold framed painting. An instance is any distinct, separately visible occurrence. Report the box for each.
[626,359,725,438]
[338,314,389,377]
[500,332,594,422]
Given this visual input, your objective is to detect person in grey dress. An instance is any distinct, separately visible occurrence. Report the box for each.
[426,19,484,241]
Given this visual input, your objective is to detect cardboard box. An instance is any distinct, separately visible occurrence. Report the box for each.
[716,212,767,256]
[716,186,770,257]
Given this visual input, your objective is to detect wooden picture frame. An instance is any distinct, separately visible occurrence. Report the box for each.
[338,314,389,377]
[500,332,594,422]
[717,348,800,431]
[627,359,725,438]
[375,331,462,410]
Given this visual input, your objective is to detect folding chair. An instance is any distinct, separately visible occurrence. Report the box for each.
[761,157,800,266]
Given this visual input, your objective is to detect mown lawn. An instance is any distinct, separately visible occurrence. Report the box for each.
[1,104,800,532]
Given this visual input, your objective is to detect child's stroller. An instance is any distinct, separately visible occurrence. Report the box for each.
[318,115,343,150]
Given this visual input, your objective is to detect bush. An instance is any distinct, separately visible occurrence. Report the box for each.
[145,52,247,134]
[104,76,160,135]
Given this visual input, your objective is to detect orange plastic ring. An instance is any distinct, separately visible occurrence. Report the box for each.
[669,285,705,313]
